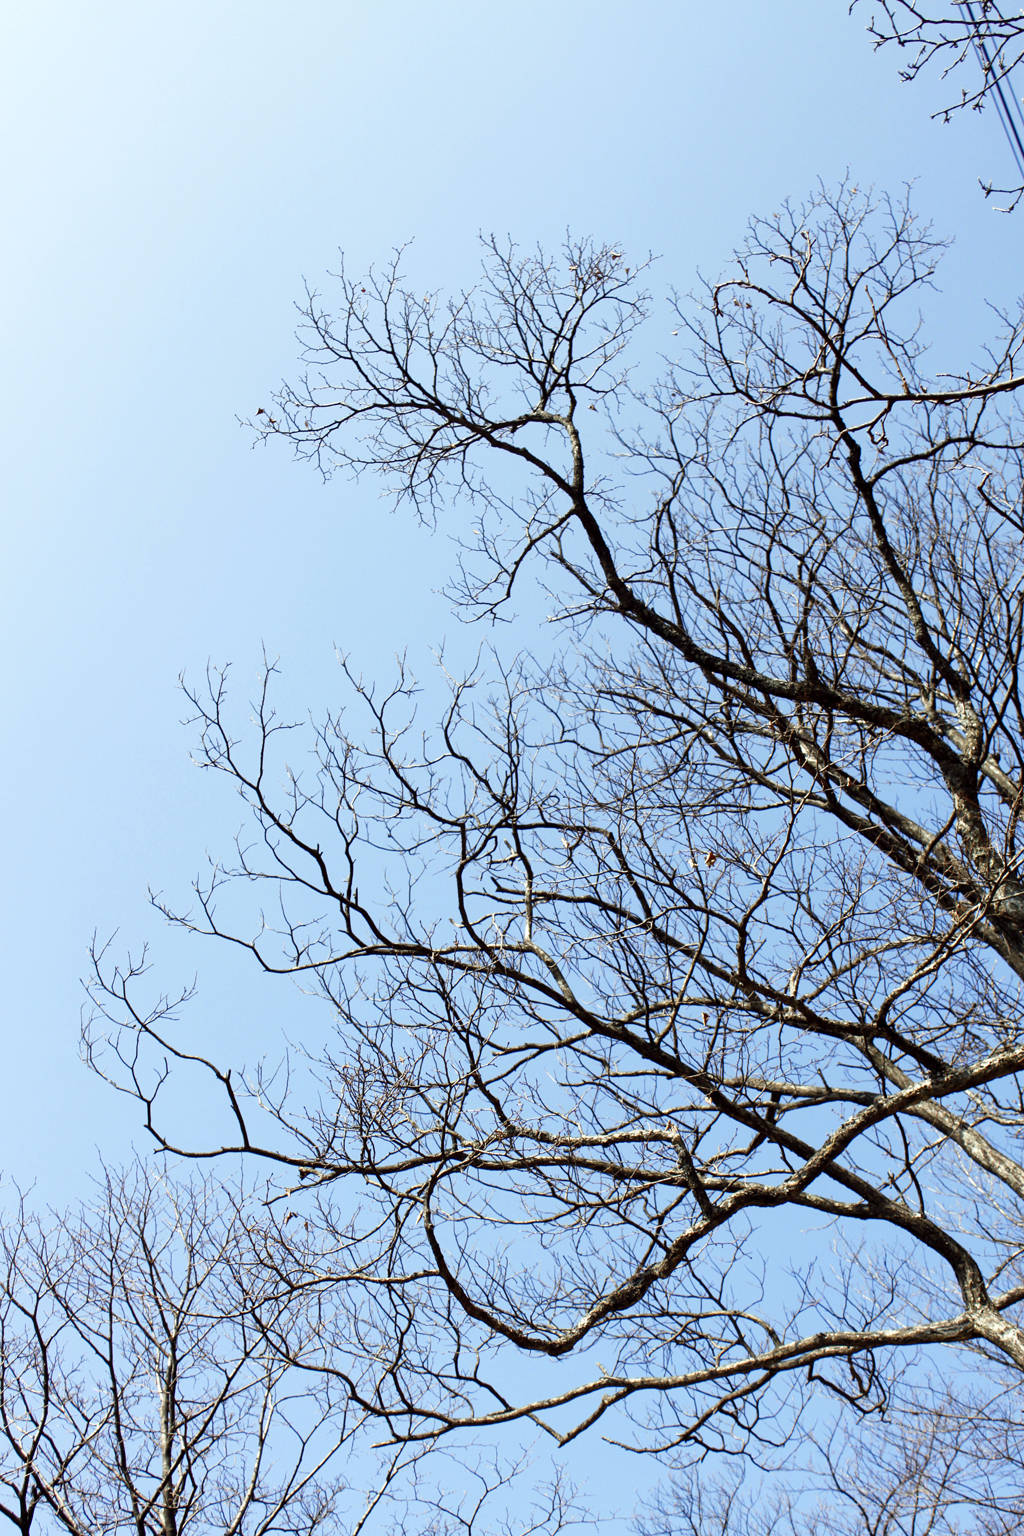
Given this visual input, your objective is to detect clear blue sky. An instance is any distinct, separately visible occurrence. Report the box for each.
[1,0,1019,1199]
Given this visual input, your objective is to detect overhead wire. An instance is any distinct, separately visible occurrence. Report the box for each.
[963,1,1024,183]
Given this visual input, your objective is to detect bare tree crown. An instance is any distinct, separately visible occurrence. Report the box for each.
[87,183,1024,1470]
[0,1169,350,1536]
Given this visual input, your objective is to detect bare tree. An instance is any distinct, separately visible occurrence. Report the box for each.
[638,1360,1024,1535]
[0,1166,353,1536]
[0,1167,585,1536]
[87,181,1024,1492]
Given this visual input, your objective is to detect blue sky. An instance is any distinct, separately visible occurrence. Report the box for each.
[1,0,1020,1200]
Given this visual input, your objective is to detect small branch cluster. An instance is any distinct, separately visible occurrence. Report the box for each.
[852,2,1024,205]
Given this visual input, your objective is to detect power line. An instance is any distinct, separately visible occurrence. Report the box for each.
[963,1,1024,183]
